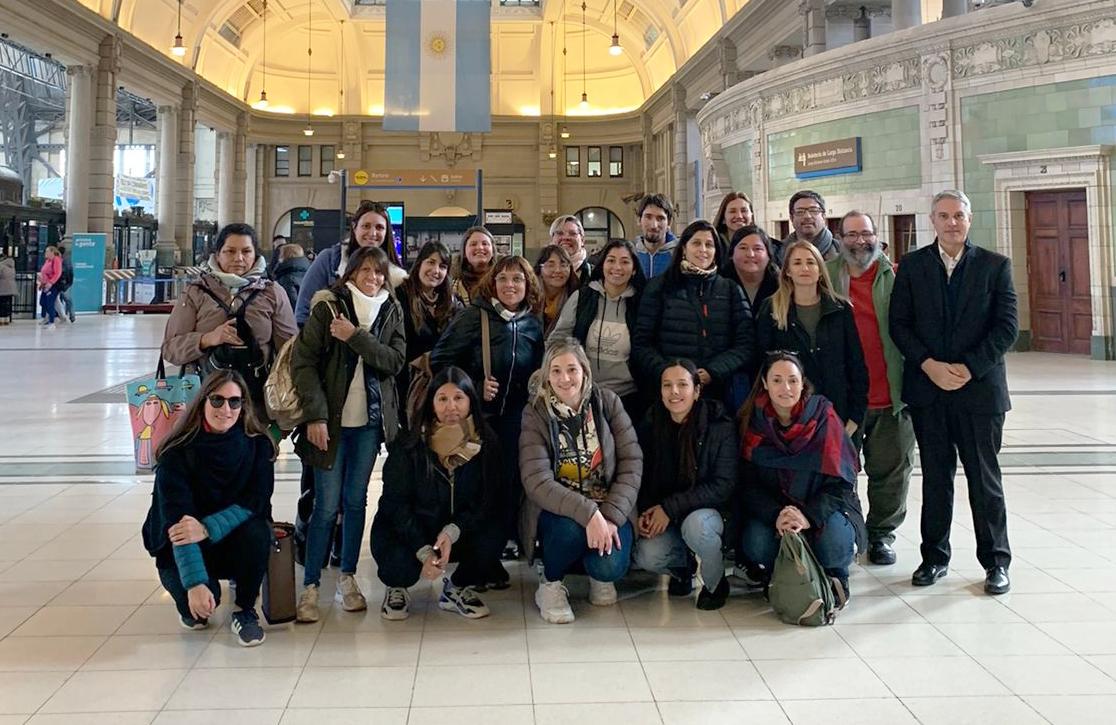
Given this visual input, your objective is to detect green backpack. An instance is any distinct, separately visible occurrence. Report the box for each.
[769,532,847,626]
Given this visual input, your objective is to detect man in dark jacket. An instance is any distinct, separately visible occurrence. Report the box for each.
[271,243,311,313]
[889,189,1018,595]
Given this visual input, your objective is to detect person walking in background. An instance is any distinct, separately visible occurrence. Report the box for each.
[55,246,76,324]
[0,252,16,325]
[271,243,310,314]
[37,245,62,330]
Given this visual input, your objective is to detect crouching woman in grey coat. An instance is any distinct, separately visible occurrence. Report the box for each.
[519,338,642,624]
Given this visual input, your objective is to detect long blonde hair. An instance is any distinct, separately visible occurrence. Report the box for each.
[530,337,594,410]
[769,240,845,330]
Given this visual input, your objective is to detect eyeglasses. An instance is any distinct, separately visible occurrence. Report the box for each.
[496,275,527,285]
[207,394,243,410]
[842,231,877,241]
[792,207,824,218]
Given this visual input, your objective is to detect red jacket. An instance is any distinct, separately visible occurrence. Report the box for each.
[38,255,61,289]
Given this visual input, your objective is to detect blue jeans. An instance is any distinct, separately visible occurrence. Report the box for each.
[739,510,855,583]
[304,424,382,586]
[538,510,633,583]
[40,288,59,323]
[633,508,725,590]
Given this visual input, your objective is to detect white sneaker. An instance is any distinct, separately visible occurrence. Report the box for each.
[44,323,55,331]
[296,584,320,623]
[588,578,618,606]
[438,578,490,619]
[535,578,575,624]
[381,587,411,620]
[336,573,367,612]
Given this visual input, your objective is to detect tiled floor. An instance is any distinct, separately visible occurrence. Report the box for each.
[1,315,1115,723]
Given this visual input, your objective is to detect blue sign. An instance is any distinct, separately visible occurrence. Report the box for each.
[71,233,106,313]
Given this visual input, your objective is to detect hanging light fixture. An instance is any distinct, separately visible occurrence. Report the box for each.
[171,0,187,57]
[257,0,269,108]
[609,0,622,56]
[303,1,314,136]
[548,146,557,159]
[560,125,570,138]
[337,18,345,157]
[579,1,589,109]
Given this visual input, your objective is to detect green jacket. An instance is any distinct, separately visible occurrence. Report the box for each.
[826,255,905,415]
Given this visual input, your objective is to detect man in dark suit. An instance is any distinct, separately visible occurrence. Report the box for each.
[889,189,1018,595]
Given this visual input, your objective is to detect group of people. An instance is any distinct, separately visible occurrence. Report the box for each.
[143,187,1019,646]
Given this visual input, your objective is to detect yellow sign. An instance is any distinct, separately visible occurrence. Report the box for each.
[349,169,475,187]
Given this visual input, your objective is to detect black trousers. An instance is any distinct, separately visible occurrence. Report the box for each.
[911,398,1011,569]
[156,516,271,617]
[371,525,505,589]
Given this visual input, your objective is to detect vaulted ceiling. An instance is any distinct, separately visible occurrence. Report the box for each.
[75,0,748,117]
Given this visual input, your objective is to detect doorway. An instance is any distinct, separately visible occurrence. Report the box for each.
[1025,189,1091,354]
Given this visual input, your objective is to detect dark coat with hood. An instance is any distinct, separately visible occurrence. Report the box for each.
[291,285,407,469]
[272,255,311,314]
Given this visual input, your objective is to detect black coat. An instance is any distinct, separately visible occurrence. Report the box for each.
[888,240,1018,414]
[637,399,737,521]
[272,256,310,314]
[430,299,544,418]
[739,461,850,533]
[397,285,462,365]
[371,425,502,554]
[755,295,869,425]
[632,272,754,392]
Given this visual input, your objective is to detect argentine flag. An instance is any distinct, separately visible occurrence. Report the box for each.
[384,0,492,133]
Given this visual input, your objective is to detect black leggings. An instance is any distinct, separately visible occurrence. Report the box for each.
[371,526,505,589]
[156,516,271,617]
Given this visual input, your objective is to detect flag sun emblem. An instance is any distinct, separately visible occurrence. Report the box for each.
[427,33,450,56]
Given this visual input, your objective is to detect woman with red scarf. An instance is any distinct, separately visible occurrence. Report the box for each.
[738,352,865,598]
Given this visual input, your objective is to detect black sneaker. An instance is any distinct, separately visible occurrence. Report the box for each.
[179,614,209,631]
[696,576,730,610]
[667,574,693,597]
[500,541,520,561]
[230,609,266,647]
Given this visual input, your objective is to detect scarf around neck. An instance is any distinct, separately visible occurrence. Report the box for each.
[346,282,389,329]
[680,259,718,278]
[205,254,266,292]
[743,391,859,488]
[428,416,482,471]
[490,298,522,322]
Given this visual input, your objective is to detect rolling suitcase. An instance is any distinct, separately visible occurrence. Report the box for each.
[262,521,297,625]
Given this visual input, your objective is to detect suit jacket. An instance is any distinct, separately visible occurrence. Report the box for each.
[888,240,1018,414]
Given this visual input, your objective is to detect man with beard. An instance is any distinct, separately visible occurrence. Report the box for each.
[774,190,839,265]
[826,210,914,566]
[632,193,677,278]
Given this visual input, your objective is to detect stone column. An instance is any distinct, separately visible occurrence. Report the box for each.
[89,35,121,243]
[801,0,827,58]
[671,84,691,226]
[641,113,654,194]
[64,65,93,235]
[920,49,959,248]
[215,131,234,228]
[537,121,559,240]
[718,37,739,91]
[854,7,872,41]
[941,0,967,18]
[175,82,197,259]
[155,105,179,265]
[768,45,802,68]
[892,0,922,30]
[231,112,249,222]
[244,144,258,230]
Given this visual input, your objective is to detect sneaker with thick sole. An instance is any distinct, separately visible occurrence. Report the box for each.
[381,587,411,620]
[179,614,209,631]
[668,574,694,597]
[296,584,320,623]
[438,578,491,619]
[336,574,368,612]
[588,577,617,606]
[695,576,730,610]
[230,608,266,646]
[535,578,575,624]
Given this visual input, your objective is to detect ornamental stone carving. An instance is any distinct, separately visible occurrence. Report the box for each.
[419,132,482,167]
[952,17,1116,77]
[841,57,921,100]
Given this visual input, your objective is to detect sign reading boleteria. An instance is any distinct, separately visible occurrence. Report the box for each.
[383,0,492,133]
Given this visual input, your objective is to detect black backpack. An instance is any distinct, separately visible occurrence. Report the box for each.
[195,283,269,389]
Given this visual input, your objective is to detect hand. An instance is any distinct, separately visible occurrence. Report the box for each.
[844,420,858,437]
[947,363,972,384]
[433,532,453,569]
[421,555,445,581]
[306,421,330,451]
[775,506,810,535]
[585,510,614,555]
[921,358,968,391]
[641,505,671,538]
[696,368,712,386]
[200,320,244,350]
[187,584,216,620]
[482,376,499,402]
[168,515,208,546]
[329,313,357,342]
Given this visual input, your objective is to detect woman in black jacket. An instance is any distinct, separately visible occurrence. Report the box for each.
[371,367,504,620]
[290,245,407,623]
[141,369,276,647]
[431,255,545,565]
[633,359,737,610]
[755,240,868,436]
[632,220,755,405]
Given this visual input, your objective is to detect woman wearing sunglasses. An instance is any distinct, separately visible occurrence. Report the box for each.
[141,370,277,647]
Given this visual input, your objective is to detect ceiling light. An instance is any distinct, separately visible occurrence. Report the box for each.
[548,146,557,159]
[609,0,622,56]
[580,92,589,109]
[336,148,346,159]
[303,123,315,137]
[560,125,570,139]
[171,1,186,57]
[258,0,269,108]
[256,90,269,109]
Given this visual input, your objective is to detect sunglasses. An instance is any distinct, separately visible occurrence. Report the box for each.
[207,394,243,410]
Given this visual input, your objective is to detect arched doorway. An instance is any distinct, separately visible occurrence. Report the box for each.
[574,207,626,254]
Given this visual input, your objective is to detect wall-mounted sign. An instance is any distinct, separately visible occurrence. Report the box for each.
[349,169,475,188]
[794,137,862,179]
[484,210,513,225]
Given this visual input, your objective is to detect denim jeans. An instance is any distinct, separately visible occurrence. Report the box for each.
[56,288,74,321]
[739,510,855,583]
[633,508,725,590]
[304,423,382,586]
[537,510,634,583]
[40,288,59,323]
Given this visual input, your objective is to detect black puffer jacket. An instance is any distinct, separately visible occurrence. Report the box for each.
[755,295,868,425]
[632,272,754,392]
[430,299,544,418]
[370,423,501,553]
[272,256,310,314]
[637,398,737,522]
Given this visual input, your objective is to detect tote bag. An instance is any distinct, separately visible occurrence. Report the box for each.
[126,359,202,471]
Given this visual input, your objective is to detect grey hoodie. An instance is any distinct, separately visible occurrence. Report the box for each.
[548,281,638,397]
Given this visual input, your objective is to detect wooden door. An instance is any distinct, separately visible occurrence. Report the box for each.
[1025,189,1092,354]
[889,214,916,261]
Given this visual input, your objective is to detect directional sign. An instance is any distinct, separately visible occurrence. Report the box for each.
[349,169,475,188]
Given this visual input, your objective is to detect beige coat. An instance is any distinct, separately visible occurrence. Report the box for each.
[162,273,297,367]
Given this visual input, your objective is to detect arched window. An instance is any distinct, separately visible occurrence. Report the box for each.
[574,207,626,253]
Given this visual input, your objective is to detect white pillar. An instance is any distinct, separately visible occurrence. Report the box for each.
[64,65,92,235]
[853,8,872,41]
[802,0,827,57]
[892,0,922,30]
[671,84,691,227]
[942,0,967,18]
[216,131,234,228]
[156,106,179,263]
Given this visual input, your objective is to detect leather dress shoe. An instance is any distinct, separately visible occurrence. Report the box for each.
[868,541,897,566]
[984,566,1010,595]
[911,563,948,587]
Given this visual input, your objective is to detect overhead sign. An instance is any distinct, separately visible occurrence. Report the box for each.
[484,210,513,225]
[292,207,314,229]
[349,169,476,188]
[794,137,862,179]
[70,233,106,313]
